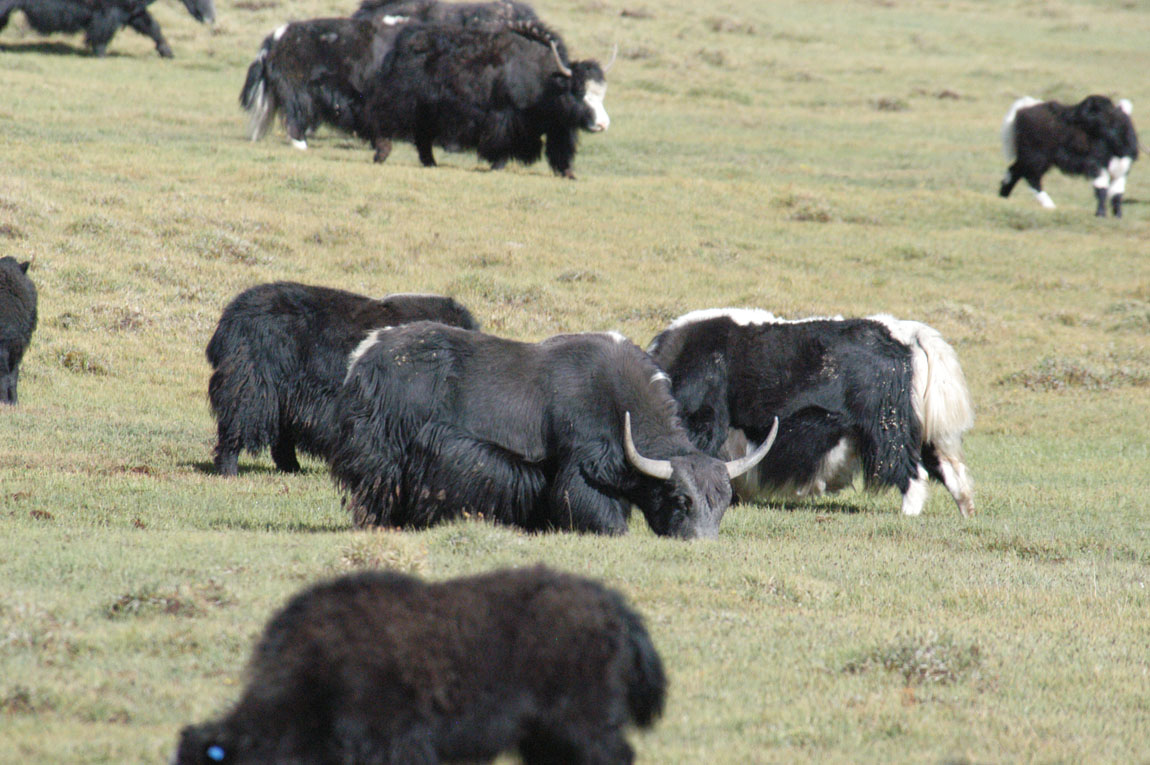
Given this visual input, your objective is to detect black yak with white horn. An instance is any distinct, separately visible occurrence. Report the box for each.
[648,309,974,517]
[330,323,776,538]
[1000,94,1138,217]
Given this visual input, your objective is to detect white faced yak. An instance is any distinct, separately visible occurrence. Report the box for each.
[647,309,975,517]
[1000,94,1139,217]
[363,20,613,178]
[171,566,666,765]
[0,257,37,405]
[206,282,478,476]
[0,0,214,57]
[330,323,777,539]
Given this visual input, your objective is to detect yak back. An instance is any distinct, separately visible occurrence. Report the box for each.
[354,0,540,28]
[268,18,398,95]
[345,322,689,465]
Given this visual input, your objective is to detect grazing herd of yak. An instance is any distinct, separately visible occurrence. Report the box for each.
[0,0,1142,762]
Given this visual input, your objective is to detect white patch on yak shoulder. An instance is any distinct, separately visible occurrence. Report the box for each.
[1034,190,1056,209]
[346,328,389,382]
[584,80,610,132]
[273,23,289,41]
[381,14,408,25]
[667,307,846,331]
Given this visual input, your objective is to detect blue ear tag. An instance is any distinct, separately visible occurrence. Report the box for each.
[206,745,226,762]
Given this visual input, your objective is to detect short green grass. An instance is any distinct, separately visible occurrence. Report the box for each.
[2,0,1148,761]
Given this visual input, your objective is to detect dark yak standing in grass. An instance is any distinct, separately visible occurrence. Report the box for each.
[331,323,776,538]
[0,257,37,405]
[240,3,539,152]
[172,566,666,765]
[364,20,612,178]
[1000,94,1139,217]
[648,309,975,517]
[352,0,539,27]
[0,0,214,57]
[206,282,478,476]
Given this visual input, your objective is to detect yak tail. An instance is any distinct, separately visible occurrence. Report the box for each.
[618,600,667,729]
[240,30,281,142]
[1001,96,1042,161]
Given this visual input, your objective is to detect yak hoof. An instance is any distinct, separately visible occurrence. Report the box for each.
[561,168,577,180]
[373,139,392,164]
[158,44,174,58]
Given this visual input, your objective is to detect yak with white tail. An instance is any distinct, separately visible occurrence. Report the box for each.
[1000,94,1138,217]
[647,309,975,517]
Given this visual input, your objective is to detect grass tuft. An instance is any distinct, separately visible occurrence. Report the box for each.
[57,349,111,376]
[999,356,1149,391]
[843,630,982,686]
[338,530,429,574]
[103,581,234,620]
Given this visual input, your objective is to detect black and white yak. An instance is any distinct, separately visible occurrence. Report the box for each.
[0,257,37,406]
[240,18,403,151]
[363,20,614,178]
[647,309,975,517]
[1000,94,1139,217]
[352,0,539,27]
[206,282,478,476]
[330,323,777,539]
[0,0,214,57]
[172,566,666,765]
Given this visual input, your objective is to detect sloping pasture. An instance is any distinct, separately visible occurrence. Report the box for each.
[1,0,1147,761]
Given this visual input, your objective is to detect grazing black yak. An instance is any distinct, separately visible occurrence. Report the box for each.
[171,566,666,765]
[1000,95,1139,217]
[206,282,478,476]
[331,323,776,538]
[363,20,613,178]
[0,256,37,406]
[0,0,215,58]
[648,309,975,517]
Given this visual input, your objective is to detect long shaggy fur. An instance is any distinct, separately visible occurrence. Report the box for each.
[331,323,749,538]
[206,282,478,476]
[363,20,607,176]
[0,0,214,57]
[648,310,975,517]
[353,0,540,27]
[0,257,37,405]
[172,566,666,765]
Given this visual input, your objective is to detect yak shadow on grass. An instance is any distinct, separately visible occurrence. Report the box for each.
[742,497,866,515]
[0,42,118,57]
[185,460,327,478]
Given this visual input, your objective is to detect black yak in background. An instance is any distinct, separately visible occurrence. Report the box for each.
[0,0,214,57]
[206,282,478,476]
[240,18,403,151]
[172,566,666,764]
[330,323,776,538]
[0,257,37,405]
[1000,94,1139,217]
[648,309,975,517]
[364,20,613,177]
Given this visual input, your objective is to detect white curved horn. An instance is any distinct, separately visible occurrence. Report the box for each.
[623,412,673,480]
[603,43,618,74]
[726,417,778,479]
[550,40,573,77]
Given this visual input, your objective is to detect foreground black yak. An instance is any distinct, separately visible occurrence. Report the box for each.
[331,323,776,538]
[364,20,612,177]
[206,282,478,476]
[172,566,666,765]
[648,309,975,517]
[1000,94,1139,217]
[0,257,37,405]
[0,0,214,57]
[352,0,540,27]
[240,18,403,150]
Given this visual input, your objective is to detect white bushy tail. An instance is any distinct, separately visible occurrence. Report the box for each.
[1001,96,1042,161]
[240,28,284,142]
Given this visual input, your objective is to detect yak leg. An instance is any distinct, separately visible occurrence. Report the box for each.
[900,464,930,516]
[124,10,173,57]
[270,431,301,473]
[1108,156,1133,218]
[1092,167,1112,217]
[545,127,578,179]
[0,349,16,405]
[415,134,437,167]
[1002,160,1055,209]
[921,443,974,517]
[372,137,392,164]
[213,439,240,477]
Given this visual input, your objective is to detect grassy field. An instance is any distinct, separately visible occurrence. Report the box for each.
[2,0,1148,761]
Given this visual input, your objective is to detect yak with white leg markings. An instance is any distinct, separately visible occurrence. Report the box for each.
[0,0,214,57]
[171,566,666,765]
[352,0,540,27]
[206,282,478,477]
[330,323,776,538]
[1000,94,1139,217]
[647,309,975,517]
[0,257,37,406]
[363,20,613,178]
